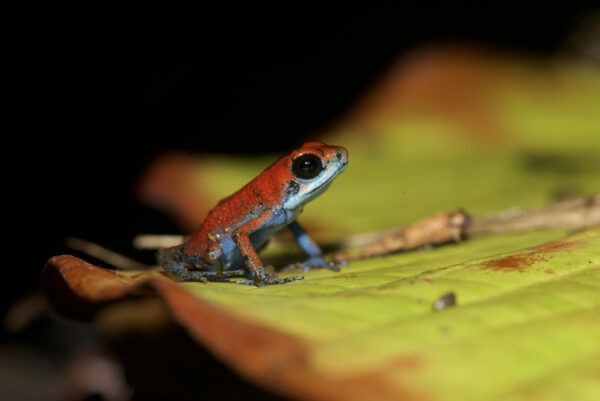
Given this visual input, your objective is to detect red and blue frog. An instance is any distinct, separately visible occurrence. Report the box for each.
[157,141,348,286]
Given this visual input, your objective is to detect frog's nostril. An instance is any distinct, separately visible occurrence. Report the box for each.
[335,149,348,164]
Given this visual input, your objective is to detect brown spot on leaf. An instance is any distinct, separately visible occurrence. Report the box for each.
[378,281,401,290]
[545,269,556,274]
[528,238,579,253]
[423,265,452,275]
[480,235,584,273]
[480,255,546,273]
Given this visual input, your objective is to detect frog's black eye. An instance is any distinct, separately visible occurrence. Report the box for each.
[291,154,323,179]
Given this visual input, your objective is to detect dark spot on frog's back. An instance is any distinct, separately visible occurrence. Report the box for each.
[285,181,299,196]
[336,152,343,161]
[251,185,263,199]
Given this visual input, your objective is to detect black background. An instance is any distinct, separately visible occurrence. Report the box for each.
[3,2,596,315]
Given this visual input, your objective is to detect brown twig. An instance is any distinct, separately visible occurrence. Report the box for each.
[66,237,153,271]
[332,210,470,262]
[465,194,600,235]
[132,234,184,250]
[333,194,599,262]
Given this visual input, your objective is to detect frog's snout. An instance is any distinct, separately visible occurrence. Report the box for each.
[334,147,348,166]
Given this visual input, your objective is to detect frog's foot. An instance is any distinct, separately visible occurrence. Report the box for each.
[281,256,341,273]
[235,268,303,286]
[174,268,246,282]
[235,275,304,286]
[158,247,243,283]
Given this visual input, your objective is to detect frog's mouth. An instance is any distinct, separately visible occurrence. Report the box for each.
[302,162,346,197]
[305,181,332,198]
[284,161,347,211]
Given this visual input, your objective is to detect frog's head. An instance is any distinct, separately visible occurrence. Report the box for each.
[281,141,348,211]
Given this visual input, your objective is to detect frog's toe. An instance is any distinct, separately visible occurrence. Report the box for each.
[172,269,246,282]
[234,279,256,286]
[235,275,304,286]
[282,257,341,272]
[321,261,341,272]
[174,271,209,282]
[281,275,304,283]
[211,269,246,277]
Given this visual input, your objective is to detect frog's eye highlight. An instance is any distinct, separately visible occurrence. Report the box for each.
[292,154,323,179]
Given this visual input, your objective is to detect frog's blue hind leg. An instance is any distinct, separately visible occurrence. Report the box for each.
[281,221,341,272]
[156,246,245,282]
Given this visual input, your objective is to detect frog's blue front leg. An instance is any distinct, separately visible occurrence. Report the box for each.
[157,246,245,282]
[284,221,340,272]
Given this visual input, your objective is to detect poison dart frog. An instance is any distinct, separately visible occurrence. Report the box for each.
[157,141,348,286]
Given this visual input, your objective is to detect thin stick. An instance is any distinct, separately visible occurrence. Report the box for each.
[466,194,600,235]
[66,237,152,271]
[333,194,599,262]
[333,210,469,262]
[133,234,184,250]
